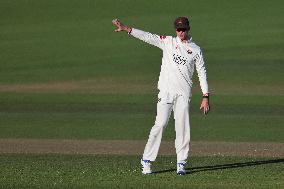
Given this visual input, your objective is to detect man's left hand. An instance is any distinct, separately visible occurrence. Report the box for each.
[200,98,210,115]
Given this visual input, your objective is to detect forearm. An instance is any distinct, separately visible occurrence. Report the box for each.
[130,28,155,42]
[195,52,209,94]
[197,66,209,94]
[129,28,165,49]
[199,76,209,94]
[112,18,164,49]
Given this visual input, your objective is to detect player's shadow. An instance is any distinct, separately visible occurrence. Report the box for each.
[152,158,284,174]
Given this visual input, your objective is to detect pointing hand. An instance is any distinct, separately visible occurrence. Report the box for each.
[112,18,132,33]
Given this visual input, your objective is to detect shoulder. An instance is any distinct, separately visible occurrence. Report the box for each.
[189,41,201,52]
[159,35,173,42]
[189,41,204,58]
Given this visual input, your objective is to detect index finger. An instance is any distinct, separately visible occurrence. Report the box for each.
[112,18,118,23]
[112,19,121,26]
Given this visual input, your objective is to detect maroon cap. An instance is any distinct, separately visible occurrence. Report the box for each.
[174,17,190,29]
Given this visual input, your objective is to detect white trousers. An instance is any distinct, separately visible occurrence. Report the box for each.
[142,91,191,164]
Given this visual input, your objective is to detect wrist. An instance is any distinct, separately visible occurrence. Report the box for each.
[202,93,209,99]
[124,26,132,33]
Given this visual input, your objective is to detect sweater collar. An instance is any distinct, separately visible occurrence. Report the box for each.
[177,36,192,44]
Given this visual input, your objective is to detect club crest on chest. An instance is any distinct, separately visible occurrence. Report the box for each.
[175,46,192,55]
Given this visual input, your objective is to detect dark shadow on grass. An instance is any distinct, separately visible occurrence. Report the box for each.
[152,158,284,175]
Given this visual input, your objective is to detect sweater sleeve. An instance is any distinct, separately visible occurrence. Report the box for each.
[129,28,167,50]
[194,49,209,94]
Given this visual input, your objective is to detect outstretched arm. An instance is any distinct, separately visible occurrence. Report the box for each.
[112,18,166,49]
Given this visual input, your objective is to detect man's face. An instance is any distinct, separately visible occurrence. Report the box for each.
[176,28,189,40]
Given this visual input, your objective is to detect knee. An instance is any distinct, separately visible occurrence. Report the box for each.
[154,119,168,128]
[149,123,166,137]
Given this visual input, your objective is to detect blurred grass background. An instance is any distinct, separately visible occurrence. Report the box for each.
[0,0,283,141]
[0,1,283,188]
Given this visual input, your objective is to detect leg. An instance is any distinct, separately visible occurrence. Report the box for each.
[142,92,173,161]
[173,96,191,164]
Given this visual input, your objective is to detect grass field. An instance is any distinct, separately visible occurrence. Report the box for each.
[0,154,283,189]
[0,0,283,188]
[0,0,283,142]
[0,93,283,142]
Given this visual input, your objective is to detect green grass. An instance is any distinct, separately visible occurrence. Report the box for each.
[0,93,283,142]
[0,1,283,188]
[0,154,283,189]
[0,0,283,142]
[0,0,283,86]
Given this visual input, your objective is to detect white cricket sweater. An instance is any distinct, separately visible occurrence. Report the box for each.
[130,28,209,99]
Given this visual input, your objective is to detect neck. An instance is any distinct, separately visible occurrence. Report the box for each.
[181,38,188,43]
[180,34,190,43]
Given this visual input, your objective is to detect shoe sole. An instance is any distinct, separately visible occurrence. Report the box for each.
[142,171,152,174]
[177,171,186,175]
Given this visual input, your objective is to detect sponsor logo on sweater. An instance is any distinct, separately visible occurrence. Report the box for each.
[173,54,187,65]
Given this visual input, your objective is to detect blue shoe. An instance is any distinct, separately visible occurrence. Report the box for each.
[141,159,152,174]
[177,163,186,175]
